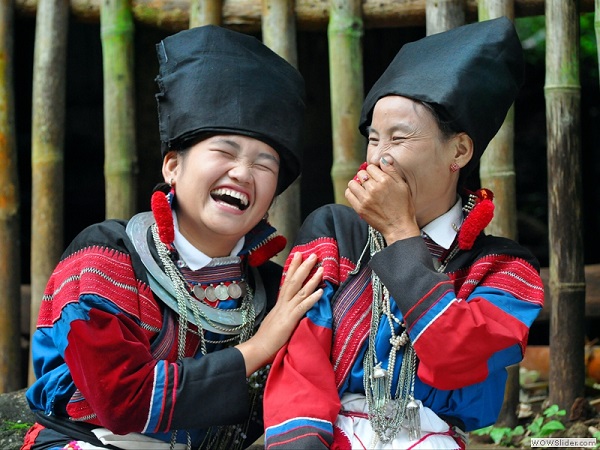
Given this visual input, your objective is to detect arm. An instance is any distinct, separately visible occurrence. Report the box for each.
[370,236,544,390]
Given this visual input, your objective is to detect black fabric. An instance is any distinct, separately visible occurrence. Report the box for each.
[155,25,306,194]
[32,413,119,449]
[359,17,524,177]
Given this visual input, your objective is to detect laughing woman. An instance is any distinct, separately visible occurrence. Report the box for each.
[22,25,322,450]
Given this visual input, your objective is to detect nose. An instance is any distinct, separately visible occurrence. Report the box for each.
[228,163,252,184]
[367,144,383,165]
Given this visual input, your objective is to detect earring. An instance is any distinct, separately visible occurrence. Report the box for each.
[450,162,460,173]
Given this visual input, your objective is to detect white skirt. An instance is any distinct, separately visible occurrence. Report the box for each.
[333,393,465,450]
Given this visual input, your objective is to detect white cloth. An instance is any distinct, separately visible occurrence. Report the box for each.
[61,428,188,449]
[334,393,462,450]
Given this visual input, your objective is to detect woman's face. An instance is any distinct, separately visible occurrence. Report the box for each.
[162,135,279,257]
[366,95,467,226]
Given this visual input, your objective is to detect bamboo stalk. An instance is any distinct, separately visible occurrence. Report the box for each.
[328,0,364,205]
[29,0,68,384]
[426,0,465,35]
[261,0,301,264]
[16,0,593,33]
[101,0,137,219]
[545,0,586,414]
[477,0,520,429]
[0,0,22,392]
[596,0,599,87]
[189,0,221,27]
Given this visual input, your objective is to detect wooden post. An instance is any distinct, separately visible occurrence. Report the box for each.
[189,0,221,27]
[29,0,68,384]
[478,0,520,429]
[545,0,586,415]
[261,0,301,264]
[101,0,137,219]
[328,0,364,205]
[0,0,22,392]
[426,0,465,35]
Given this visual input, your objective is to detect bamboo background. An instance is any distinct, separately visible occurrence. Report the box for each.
[1,0,599,427]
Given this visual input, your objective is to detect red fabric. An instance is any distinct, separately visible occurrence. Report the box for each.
[264,318,340,428]
[20,423,45,450]
[331,425,352,450]
[248,234,287,267]
[64,308,158,433]
[38,246,161,334]
[413,255,543,390]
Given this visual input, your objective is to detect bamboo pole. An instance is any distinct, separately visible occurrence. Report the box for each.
[16,0,594,33]
[189,0,221,27]
[545,0,586,414]
[0,0,22,393]
[29,0,68,384]
[426,0,465,35]
[328,0,364,205]
[596,0,599,86]
[261,0,301,264]
[101,0,137,219]
[478,0,520,429]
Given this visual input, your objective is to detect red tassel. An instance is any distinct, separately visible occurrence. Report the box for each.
[247,234,287,267]
[458,189,495,250]
[151,190,175,245]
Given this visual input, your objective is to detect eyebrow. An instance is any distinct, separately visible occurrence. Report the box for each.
[366,123,417,135]
[213,138,280,165]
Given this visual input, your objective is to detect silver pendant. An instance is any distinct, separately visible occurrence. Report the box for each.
[215,284,230,301]
[192,285,205,300]
[205,285,217,302]
[228,282,243,299]
[373,362,387,379]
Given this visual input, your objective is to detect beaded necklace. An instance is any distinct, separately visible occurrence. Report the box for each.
[362,192,482,446]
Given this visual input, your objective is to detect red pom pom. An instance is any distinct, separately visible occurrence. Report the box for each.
[151,190,175,245]
[247,234,287,267]
[458,189,495,250]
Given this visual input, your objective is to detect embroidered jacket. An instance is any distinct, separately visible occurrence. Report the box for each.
[25,218,282,449]
[263,204,544,449]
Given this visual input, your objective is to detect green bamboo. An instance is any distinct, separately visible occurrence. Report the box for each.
[0,0,22,392]
[328,0,364,205]
[594,0,600,85]
[426,0,465,35]
[478,0,520,429]
[261,0,300,264]
[189,0,221,27]
[545,0,586,414]
[101,0,137,219]
[30,0,68,384]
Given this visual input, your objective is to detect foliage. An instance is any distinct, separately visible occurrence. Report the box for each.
[0,420,32,431]
[515,13,599,80]
[472,405,567,448]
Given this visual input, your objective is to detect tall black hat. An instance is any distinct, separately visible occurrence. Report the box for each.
[155,25,306,194]
[359,17,524,177]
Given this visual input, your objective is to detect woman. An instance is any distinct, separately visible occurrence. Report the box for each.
[263,17,544,449]
[22,25,322,450]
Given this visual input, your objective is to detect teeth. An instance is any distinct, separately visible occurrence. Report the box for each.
[211,188,249,206]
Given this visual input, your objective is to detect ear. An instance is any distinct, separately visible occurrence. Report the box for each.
[162,151,179,184]
[453,132,474,169]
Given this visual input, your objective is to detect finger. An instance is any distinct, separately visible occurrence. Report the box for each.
[378,155,403,182]
[280,253,318,297]
[295,288,323,315]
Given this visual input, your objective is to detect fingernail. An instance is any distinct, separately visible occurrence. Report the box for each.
[380,156,389,166]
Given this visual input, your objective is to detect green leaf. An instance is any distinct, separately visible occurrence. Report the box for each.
[512,425,525,436]
[471,425,493,436]
[538,420,566,437]
[490,427,511,445]
[528,417,543,434]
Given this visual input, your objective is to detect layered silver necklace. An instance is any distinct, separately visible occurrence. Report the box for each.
[363,226,420,446]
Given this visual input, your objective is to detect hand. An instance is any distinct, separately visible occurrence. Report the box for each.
[236,252,323,375]
[345,158,420,244]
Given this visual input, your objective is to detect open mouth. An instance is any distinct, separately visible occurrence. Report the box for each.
[210,188,250,211]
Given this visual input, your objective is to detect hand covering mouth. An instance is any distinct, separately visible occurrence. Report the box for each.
[210,188,250,211]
